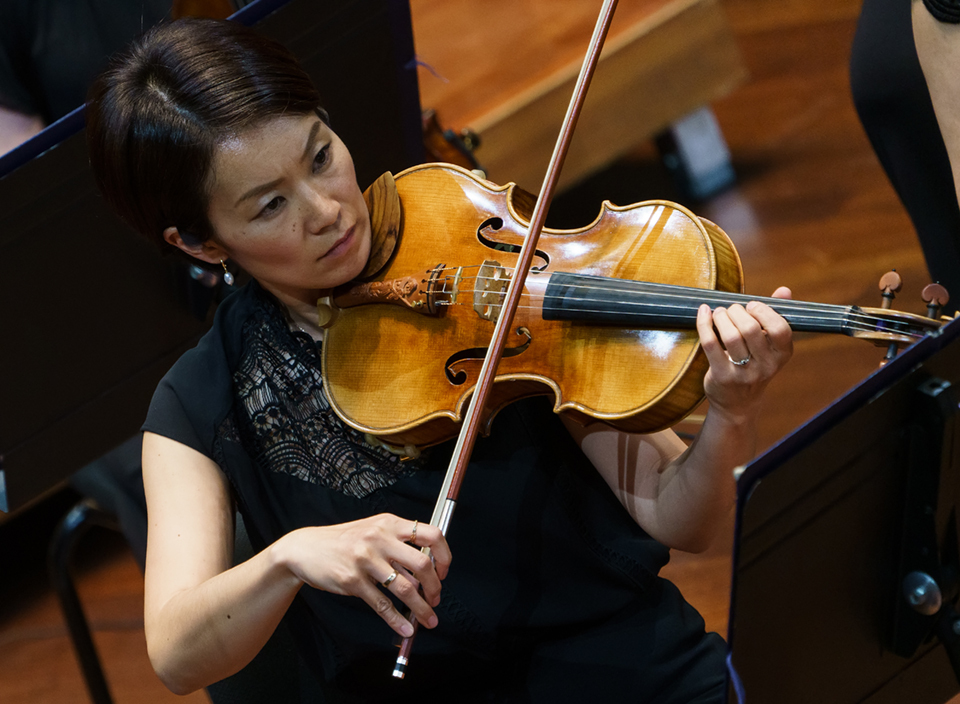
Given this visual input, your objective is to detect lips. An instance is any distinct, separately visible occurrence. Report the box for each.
[318,225,354,260]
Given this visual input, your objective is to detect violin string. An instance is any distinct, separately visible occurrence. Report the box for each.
[431,286,921,336]
[416,268,932,337]
[429,293,919,337]
[432,299,917,336]
[433,273,858,323]
[444,276,842,316]
[431,267,841,312]
[446,271,840,312]
[468,300,924,338]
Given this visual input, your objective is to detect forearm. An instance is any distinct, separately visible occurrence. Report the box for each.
[566,420,706,550]
[653,405,757,552]
[147,513,449,693]
[648,292,793,550]
[146,533,303,694]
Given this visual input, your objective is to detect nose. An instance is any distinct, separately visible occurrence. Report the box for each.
[301,184,339,235]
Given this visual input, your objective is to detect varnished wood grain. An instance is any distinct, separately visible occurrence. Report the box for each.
[411,0,701,127]
[411,0,746,192]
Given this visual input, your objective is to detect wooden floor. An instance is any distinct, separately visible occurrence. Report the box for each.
[0,0,952,701]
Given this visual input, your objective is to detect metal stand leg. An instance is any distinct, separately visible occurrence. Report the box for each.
[936,604,960,687]
[48,498,120,704]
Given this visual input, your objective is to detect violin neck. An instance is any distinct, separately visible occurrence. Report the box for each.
[541,272,854,335]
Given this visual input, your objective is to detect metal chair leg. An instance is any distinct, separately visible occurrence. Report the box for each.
[48,498,120,704]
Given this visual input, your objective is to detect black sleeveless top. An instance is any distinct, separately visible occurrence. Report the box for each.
[143,281,723,700]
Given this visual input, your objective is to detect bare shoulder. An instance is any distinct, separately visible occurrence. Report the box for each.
[142,431,233,509]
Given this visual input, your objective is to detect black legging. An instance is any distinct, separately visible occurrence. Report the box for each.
[850,0,960,313]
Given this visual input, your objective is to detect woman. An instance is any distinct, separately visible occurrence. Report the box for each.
[86,17,793,702]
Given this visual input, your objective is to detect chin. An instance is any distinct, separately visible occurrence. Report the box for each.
[347,224,373,279]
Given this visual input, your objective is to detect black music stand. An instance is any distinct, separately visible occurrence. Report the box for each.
[728,316,960,703]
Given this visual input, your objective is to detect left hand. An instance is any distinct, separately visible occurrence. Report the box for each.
[695,287,794,421]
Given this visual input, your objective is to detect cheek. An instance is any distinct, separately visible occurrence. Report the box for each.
[265,238,305,264]
[225,226,302,268]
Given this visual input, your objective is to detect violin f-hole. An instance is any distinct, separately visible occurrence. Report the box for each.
[444,327,533,385]
[477,217,550,272]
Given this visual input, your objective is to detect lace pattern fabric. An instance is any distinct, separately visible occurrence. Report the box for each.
[231,292,420,498]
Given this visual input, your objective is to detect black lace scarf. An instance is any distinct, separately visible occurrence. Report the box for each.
[229,290,422,499]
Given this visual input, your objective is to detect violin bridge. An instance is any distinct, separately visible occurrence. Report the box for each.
[449,267,464,304]
[474,260,509,322]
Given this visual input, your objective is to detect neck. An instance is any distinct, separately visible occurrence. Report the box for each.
[257,280,329,341]
[282,293,328,342]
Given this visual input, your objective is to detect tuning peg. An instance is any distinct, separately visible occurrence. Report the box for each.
[878,271,902,310]
[921,283,950,319]
[876,271,904,366]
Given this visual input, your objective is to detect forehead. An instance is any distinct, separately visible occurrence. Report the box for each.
[208,113,325,192]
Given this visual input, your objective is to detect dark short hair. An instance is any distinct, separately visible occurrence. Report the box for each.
[86,17,325,252]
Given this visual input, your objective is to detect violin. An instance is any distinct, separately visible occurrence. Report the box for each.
[321,162,943,450]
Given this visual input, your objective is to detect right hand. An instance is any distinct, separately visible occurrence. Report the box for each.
[280,514,451,637]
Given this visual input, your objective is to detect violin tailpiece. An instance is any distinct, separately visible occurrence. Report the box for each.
[333,274,440,315]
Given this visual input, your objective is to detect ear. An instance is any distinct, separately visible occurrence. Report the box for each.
[162,226,228,264]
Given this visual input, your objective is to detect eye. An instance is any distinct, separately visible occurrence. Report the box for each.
[258,196,284,218]
[312,144,330,173]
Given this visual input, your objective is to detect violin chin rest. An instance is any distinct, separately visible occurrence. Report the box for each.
[361,171,402,279]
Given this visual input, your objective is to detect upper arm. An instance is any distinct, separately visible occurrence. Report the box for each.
[141,431,235,628]
[561,416,687,530]
[914,3,960,208]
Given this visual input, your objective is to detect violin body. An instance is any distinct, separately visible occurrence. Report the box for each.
[322,163,744,447]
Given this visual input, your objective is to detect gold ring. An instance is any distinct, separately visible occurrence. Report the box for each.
[381,570,398,588]
[410,520,418,543]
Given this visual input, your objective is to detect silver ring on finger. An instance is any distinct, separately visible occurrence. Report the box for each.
[726,351,751,367]
[381,570,398,588]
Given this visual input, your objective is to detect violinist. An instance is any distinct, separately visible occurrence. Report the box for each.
[86,17,794,702]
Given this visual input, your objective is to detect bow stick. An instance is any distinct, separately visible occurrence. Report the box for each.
[393,0,620,678]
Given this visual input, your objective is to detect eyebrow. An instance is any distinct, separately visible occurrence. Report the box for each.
[234,120,324,207]
[301,120,322,163]
[235,178,283,207]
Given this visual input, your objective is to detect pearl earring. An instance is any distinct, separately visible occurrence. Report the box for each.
[221,260,234,286]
